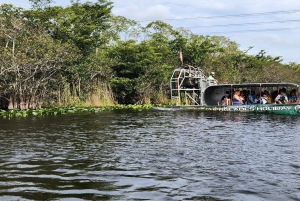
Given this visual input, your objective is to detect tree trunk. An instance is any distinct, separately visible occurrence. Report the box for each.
[8,94,14,110]
[29,96,36,109]
[19,93,25,110]
[14,96,19,109]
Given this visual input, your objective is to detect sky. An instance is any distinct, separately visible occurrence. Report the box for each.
[2,0,300,64]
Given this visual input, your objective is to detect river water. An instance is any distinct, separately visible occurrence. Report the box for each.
[0,108,299,201]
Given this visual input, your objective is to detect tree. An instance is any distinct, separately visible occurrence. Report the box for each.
[106,15,142,42]
[0,4,80,109]
[50,0,113,55]
[29,0,54,9]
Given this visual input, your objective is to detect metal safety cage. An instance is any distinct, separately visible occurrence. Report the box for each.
[170,64,216,106]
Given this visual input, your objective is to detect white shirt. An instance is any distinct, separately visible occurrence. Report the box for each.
[260,97,268,104]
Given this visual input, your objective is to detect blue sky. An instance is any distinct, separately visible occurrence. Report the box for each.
[2,0,300,64]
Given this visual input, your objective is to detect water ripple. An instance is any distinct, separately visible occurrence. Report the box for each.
[0,110,300,200]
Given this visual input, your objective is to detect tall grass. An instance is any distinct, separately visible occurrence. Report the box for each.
[86,84,115,107]
[156,85,169,104]
[54,82,115,107]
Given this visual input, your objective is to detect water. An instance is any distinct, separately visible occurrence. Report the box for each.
[0,108,300,201]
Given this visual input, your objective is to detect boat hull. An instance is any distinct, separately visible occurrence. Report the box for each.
[174,104,300,115]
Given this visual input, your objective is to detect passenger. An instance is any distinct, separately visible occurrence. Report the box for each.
[247,90,256,105]
[207,72,218,84]
[271,90,278,103]
[221,91,231,105]
[289,89,298,103]
[232,90,244,105]
[260,93,268,104]
[275,89,289,104]
[254,94,260,104]
[281,88,289,101]
[264,90,272,104]
[240,91,246,104]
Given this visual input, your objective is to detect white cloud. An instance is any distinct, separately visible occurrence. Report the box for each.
[2,0,300,62]
[111,0,300,63]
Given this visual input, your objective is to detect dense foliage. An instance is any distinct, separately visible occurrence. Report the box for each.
[1,0,300,109]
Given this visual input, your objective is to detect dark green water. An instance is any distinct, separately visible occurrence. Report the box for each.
[0,108,299,201]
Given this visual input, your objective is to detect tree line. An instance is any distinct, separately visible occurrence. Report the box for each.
[1,0,300,110]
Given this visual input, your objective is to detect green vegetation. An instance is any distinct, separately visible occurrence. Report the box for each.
[0,104,168,118]
[1,0,300,111]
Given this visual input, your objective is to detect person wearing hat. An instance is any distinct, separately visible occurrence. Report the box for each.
[207,72,218,84]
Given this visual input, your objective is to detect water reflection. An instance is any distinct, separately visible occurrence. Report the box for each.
[0,109,300,200]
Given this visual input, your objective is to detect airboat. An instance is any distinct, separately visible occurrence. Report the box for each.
[170,64,300,115]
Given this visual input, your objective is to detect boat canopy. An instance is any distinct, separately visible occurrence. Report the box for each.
[207,82,299,88]
[204,83,300,106]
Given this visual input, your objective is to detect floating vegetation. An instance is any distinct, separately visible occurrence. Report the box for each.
[0,104,170,118]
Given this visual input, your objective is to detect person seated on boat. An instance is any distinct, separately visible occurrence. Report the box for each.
[232,90,244,105]
[247,90,256,105]
[271,90,278,103]
[260,93,268,104]
[207,72,218,84]
[221,91,231,105]
[288,89,298,103]
[240,91,246,104]
[275,89,289,104]
[254,94,260,104]
[264,90,272,104]
[281,88,289,101]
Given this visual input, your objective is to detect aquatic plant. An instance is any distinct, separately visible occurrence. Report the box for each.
[0,104,170,118]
